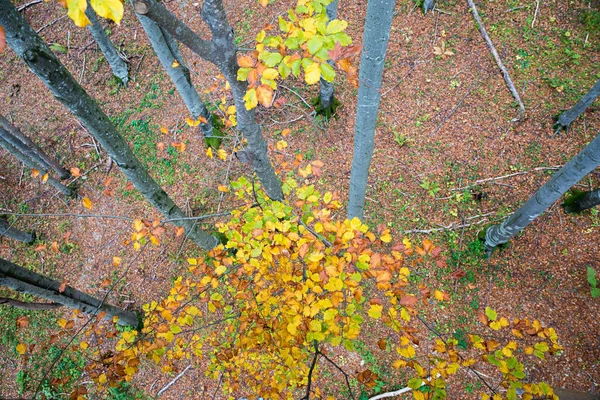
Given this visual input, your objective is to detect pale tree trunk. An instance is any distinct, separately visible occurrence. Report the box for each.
[0,218,35,243]
[318,0,339,110]
[563,188,600,213]
[347,0,396,220]
[132,3,214,137]
[0,0,219,250]
[85,6,129,84]
[0,258,139,326]
[554,77,600,135]
[485,132,600,252]
[0,127,74,196]
[133,0,284,200]
[0,114,70,180]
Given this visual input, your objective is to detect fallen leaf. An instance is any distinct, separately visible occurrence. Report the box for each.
[70,167,82,177]
[16,316,29,328]
[81,197,92,209]
[59,281,68,293]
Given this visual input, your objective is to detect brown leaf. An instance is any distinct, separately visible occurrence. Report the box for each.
[124,181,134,191]
[477,310,488,326]
[59,281,68,293]
[377,338,387,350]
[450,269,466,280]
[16,316,29,328]
[35,244,47,252]
[273,96,287,108]
[399,295,417,307]
[256,84,273,107]
[0,25,5,54]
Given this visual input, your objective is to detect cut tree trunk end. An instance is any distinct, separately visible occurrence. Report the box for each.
[0,218,35,243]
[553,77,600,137]
[562,188,600,213]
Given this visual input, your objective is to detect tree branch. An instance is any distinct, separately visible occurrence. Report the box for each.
[0,297,62,310]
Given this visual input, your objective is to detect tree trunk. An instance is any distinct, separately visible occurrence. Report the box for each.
[133,0,284,201]
[0,297,62,310]
[132,3,214,137]
[347,0,396,220]
[485,132,600,252]
[0,218,35,243]
[318,0,339,110]
[85,6,129,84]
[562,188,600,213]
[0,0,219,250]
[0,258,139,326]
[0,127,74,196]
[554,77,600,135]
[0,114,70,180]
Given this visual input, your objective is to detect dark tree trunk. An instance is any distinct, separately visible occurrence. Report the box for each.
[563,188,600,213]
[0,258,139,326]
[318,0,339,110]
[85,6,129,84]
[347,0,396,220]
[133,0,284,201]
[0,126,74,196]
[132,2,214,137]
[0,114,70,180]
[0,297,62,310]
[485,133,600,252]
[554,77,600,135]
[0,218,35,243]
[0,0,219,249]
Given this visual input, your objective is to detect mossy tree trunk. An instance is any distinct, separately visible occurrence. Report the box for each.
[563,188,600,213]
[0,0,219,249]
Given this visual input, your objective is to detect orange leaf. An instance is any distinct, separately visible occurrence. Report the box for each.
[171,142,186,152]
[259,0,268,6]
[281,128,291,136]
[124,181,134,191]
[35,244,47,252]
[16,343,27,355]
[31,169,40,178]
[113,257,122,267]
[59,281,68,293]
[175,227,185,237]
[160,126,169,135]
[16,316,29,328]
[81,197,92,209]
[70,167,82,177]
[157,142,165,151]
[0,25,5,54]
[256,84,273,107]
[238,55,256,68]
[51,241,59,253]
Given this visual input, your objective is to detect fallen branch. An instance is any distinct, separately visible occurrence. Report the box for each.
[156,365,192,397]
[450,165,562,192]
[17,0,42,11]
[368,387,412,400]
[0,297,62,310]
[466,0,525,119]
[429,81,476,137]
[403,214,493,234]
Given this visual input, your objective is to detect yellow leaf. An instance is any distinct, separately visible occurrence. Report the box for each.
[89,0,123,25]
[244,88,258,110]
[113,256,122,266]
[262,68,279,80]
[380,230,392,243]
[368,304,383,319]
[16,343,26,355]
[160,126,168,134]
[186,117,200,127]
[81,197,92,209]
[41,173,49,183]
[150,235,160,245]
[217,184,229,192]
[304,61,321,85]
[67,0,90,27]
[206,147,213,158]
[169,324,182,334]
[276,140,288,151]
[256,84,274,107]
[133,218,144,232]
[215,265,227,275]
[434,290,449,301]
[98,373,107,383]
[80,341,89,350]
[31,169,40,177]
[217,149,227,161]
[171,60,179,68]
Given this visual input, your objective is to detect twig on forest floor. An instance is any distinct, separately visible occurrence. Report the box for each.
[155,365,191,398]
[279,84,312,109]
[133,54,146,82]
[531,0,541,28]
[429,81,476,137]
[17,0,42,11]
[466,0,525,119]
[403,212,494,234]
[36,14,67,33]
[449,165,562,192]
[368,387,412,400]
[506,5,526,12]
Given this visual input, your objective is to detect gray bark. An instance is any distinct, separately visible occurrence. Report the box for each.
[347,0,396,220]
[318,0,339,109]
[554,77,600,135]
[0,218,35,243]
[85,6,129,84]
[132,4,214,137]
[563,188,600,213]
[0,114,70,179]
[0,127,74,196]
[0,258,139,326]
[0,0,220,250]
[133,0,284,200]
[485,132,600,251]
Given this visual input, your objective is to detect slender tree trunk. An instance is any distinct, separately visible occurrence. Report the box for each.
[133,0,284,201]
[0,218,35,243]
[0,127,74,196]
[0,114,70,180]
[85,6,129,84]
[347,0,396,220]
[318,0,339,110]
[0,297,62,310]
[485,133,600,252]
[0,0,219,250]
[131,5,213,137]
[554,77,600,135]
[0,258,139,326]
[563,188,600,213]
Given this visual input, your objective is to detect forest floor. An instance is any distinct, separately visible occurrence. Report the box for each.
[1,0,600,399]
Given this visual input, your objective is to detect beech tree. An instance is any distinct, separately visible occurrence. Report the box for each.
[562,188,600,213]
[0,218,35,243]
[347,0,396,220]
[317,0,339,114]
[554,77,600,135]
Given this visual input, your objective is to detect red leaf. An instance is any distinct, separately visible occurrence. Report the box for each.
[450,269,466,279]
[399,295,418,307]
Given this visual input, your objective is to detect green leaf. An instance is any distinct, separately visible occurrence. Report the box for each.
[291,59,302,77]
[407,378,423,390]
[259,51,283,68]
[320,62,335,82]
[587,266,597,287]
[485,307,497,321]
[307,35,324,55]
[329,32,352,46]
[49,43,68,54]
[237,67,252,81]
[326,19,347,35]
[591,287,600,299]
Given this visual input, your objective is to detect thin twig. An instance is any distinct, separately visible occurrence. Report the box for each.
[466,0,525,119]
[531,0,540,28]
[449,165,562,191]
[368,387,412,400]
[319,352,355,399]
[302,343,320,400]
[156,365,192,397]
[17,0,42,11]
[429,82,476,137]
[402,217,490,234]
[36,14,67,33]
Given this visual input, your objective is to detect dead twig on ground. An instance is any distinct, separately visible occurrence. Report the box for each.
[429,81,476,137]
[531,0,541,28]
[156,365,192,398]
[17,0,42,11]
[449,165,562,191]
[36,14,67,33]
[466,0,525,119]
[403,212,494,234]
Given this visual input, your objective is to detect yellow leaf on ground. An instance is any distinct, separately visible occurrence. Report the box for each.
[206,148,213,158]
[16,343,26,355]
[276,140,288,151]
[31,169,40,177]
[81,197,92,209]
[217,149,227,161]
[133,219,144,232]
[159,126,168,134]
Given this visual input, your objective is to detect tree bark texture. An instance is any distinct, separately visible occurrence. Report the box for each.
[318,0,339,109]
[0,114,70,179]
[0,0,219,250]
[85,6,129,84]
[485,132,600,251]
[133,0,284,200]
[563,188,600,213]
[347,0,396,220]
[0,297,62,310]
[0,258,138,326]
[0,127,74,196]
[554,77,600,135]
[0,218,35,243]
[132,3,214,137]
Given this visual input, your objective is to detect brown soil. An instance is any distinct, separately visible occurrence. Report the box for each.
[1,0,599,399]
